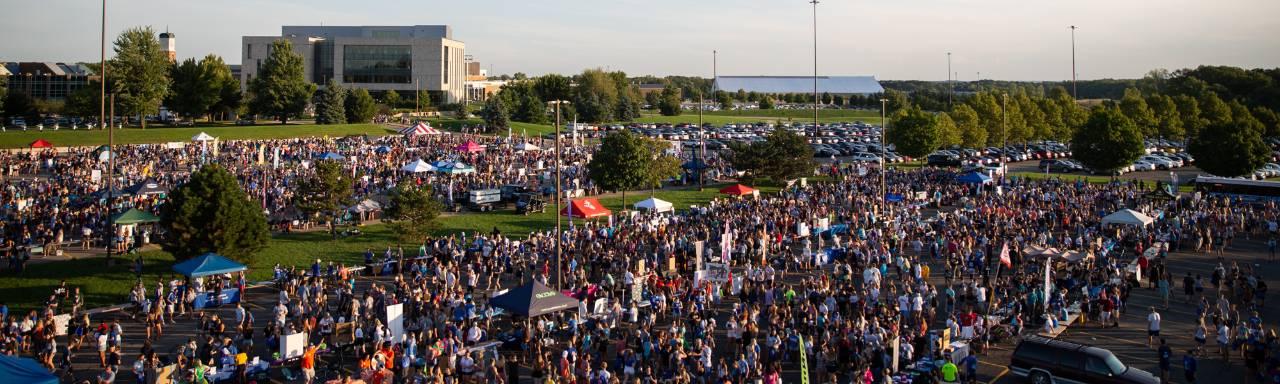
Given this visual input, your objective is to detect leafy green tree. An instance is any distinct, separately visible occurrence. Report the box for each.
[159,164,269,262]
[950,104,986,148]
[747,91,760,103]
[724,140,769,184]
[1189,102,1270,177]
[587,130,650,207]
[294,160,354,238]
[1147,94,1183,139]
[344,88,377,123]
[1173,94,1204,140]
[735,89,747,102]
[65,84,101,119]
[715,90,733,110]
[447,102,468,118]
[497,81,548,124]
[644,92,661,109]
[887,105,941,158]
[110,26,171,128]
[416,90,432,111]
[248,39,314,124]
[1119,88,1157,136]
[730,127,818,183]
[640,137,682,193]
[383,90,401,108]
[821,92,832,105]
[480,96,509,132]
[658,85,682,116]
[968,92,1003,146]
[167,57,218,120]
[314,79,346,124]
[884,90,910,111]
[758,96,775,110]
[572,69,619,123]
[1252,107,1280,138]
[936,112,961,148]
[532,74,573,102]
[1071,106,1145,172]
[203,55,241,121]
[615,90,640,122]
[833,94,845,107]
[385,184,443,245]
[3,91,37,123]
[1198,92,1232,126]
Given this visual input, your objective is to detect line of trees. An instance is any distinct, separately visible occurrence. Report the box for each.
[485,69,644,127]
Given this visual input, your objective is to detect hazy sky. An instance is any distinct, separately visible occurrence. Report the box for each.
[3,0,1278,81]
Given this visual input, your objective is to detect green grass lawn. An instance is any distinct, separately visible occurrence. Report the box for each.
[0,124,394,149]
[0,182,783,312]
[1008,171,1122,184]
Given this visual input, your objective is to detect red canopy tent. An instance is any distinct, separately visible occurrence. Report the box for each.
[28,139,53,149]
[456,141,485,153]
[719,184,757,196]
[561,198,611,218]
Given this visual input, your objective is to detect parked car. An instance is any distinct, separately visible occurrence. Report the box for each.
[1140,155,1177,169]
[1132,160,1157,172]
[849,153,882,163]
[1041,159,1082,173]
[927,152,961,166]
[1009,336,1159,384]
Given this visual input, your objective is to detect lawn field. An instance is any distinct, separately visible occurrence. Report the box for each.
[0,124,393,149]
[635,109,883,125]
[0,182,781,311]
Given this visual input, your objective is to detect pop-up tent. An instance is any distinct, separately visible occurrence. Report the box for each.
[191,132,215,142]
[1101,209,1154,227]
[719,184,757,196]
[0,356,57,384]
[562,198,611,218]
[956,171,993,184]
[456,141,485,153]
[488,281,580,317]
[634,197,674,213]
[400,122,437,136]
[28,139,53,149]
[401,159,437,173]
[515,142,541,151]
[316,152,345,161]
[111,208,160,225]
[172,253,247,278]
[129,178,169,196]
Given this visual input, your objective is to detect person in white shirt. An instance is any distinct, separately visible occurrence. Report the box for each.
[1147,307,1162,347]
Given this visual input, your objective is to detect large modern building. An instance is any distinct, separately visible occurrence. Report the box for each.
[714,75,884,95]
[1,62,97,100]
[241,25,466,103]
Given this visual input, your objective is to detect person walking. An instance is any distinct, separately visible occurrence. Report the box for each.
[1147,307,1162,348]
[1157,338,1172,383]
[1183,350,1198,383]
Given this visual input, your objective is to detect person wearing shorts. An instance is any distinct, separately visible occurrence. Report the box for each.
[1147,307,1161,347]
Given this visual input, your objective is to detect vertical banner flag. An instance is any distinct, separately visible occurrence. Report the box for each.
[999,241,1011,269]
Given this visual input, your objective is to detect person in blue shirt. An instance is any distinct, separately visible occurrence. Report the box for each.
[1183,350,1197,383]
[960,351,979,384]
[1158,338,1172,383]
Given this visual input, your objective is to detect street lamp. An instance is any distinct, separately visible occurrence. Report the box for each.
[1070,25,1079,99]
[879,98,888,223]
[947,52,953,107]
[810,0,820,129]
[547,99,571,290]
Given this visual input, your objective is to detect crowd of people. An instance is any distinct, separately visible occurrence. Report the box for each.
[1,129,1278,383]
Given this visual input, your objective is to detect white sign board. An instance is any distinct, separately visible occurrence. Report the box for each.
[281,332,308,359]
[386,303,405,343]
[702,263,731,283]
[53,314,70,336]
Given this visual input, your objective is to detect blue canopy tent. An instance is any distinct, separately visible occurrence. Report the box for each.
[173,253,247,277]
[316,152,345,161]
[375,145,392,154]
[173,253,247,308]
[0,355,58,384]
[956,171,993,184]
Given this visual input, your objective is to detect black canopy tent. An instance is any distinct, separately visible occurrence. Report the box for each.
[488,281,580,317]
[129,178,169,196]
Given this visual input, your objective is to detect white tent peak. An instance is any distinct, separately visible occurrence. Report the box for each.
[634,197,674,213]
[1101,208,1154,227]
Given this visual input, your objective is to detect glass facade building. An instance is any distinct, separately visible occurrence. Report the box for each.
[343,45,412,84]
[313,40,334,84]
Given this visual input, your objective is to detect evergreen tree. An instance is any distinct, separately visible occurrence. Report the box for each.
[658,85,682,116]
[248,39,315,124]
[314,79,346,125]
[294,160,353,238]
[344,88,377,124]
[159,164,269,262]
[386,184,443,245]
[480,96,510,132]
[167,57,218,120]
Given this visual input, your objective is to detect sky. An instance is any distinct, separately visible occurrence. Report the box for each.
[2,0,1278,81]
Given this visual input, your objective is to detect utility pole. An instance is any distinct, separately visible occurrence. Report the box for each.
[698,92,706,191]
[879,98,887,222]
[1002,93,1009,168]
[100,0,111,266]
[549,100,570,289]
[947,52,953,107]
[810,0,820,129]
[1070,25,1078,99]
[108,93,116,265]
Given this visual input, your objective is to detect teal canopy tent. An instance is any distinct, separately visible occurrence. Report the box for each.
[172,253,247,278]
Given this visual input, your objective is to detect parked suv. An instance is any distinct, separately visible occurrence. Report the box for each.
[1010,336,1159,384]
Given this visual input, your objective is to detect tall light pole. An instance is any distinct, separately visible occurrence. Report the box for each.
[1002,93,1009,168]
[698,92,706,191]
[1070,25,1078,99]
[548,100,570,290]
[810,0,820,129]
[100,0,113,266]
[947,52,953,107]
[879,98,887,222]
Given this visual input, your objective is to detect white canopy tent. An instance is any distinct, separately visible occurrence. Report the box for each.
[401,159,436,173]
[191,132,216,142]
[633,197,674,213]
[515,142,541,151]
[1101,209,1154,227]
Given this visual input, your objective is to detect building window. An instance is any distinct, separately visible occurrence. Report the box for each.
[246,44,252,60]
[313,41,334,84]
[443,47,449,84]
[343,45,412,84]
[372,30,400,39]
